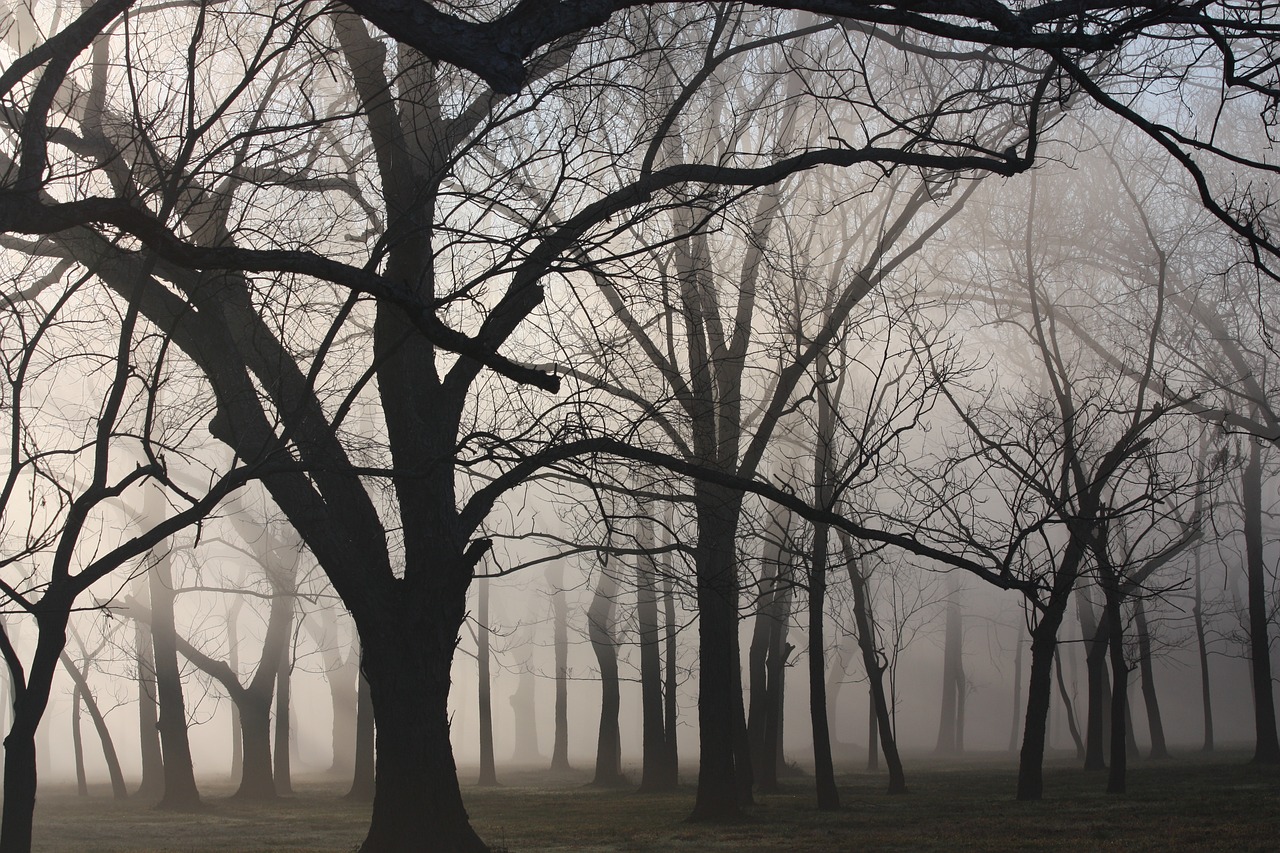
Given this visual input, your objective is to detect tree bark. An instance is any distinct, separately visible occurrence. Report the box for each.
[807,519,839,809]
[690,486,752,819]
[748,508,788,792]
[357,597,487,853]
[0,613,68,853]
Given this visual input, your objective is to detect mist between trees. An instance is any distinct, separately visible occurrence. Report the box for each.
[1,2,1280,852]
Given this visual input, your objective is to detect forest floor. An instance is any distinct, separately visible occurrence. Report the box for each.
[30,749,1280,852]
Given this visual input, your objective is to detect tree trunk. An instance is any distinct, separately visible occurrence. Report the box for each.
[1102,569,1127,795]
[1079,589,1109,771]
[840,537,905,794]
[637,506,672,791]
[662,572,680,784]
[357,600,487,853]
[690,486,751,819]
[274,636,294,795]
[0,615,67,853]
[59,652,128,800]
[750,508,789,792]
[867,690,879,771]
[346,668,374,801]
[476,577,498,787]
[935,582,964,754]
[227,600,244,783]
[330,650,359,776]
[133,610,165,800]
[1054,645,1085,760]
[589,558,626,787]
[1008,632,1023,754]
[548,563,572,772]
[508,669,541,763]
[148,535,201,809]
[1243,440,1280,763]
[72,682,88,797]
[807,520,839,809]
[1193,543,1214,752]
[1134,598,1169,760]
[235,693,277,800]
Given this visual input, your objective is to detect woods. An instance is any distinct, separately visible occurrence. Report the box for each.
[2,2,1280,852]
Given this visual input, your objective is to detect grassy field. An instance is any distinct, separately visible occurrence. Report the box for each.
[30,750,1280,852]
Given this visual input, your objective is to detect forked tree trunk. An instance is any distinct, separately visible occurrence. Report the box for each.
[149,541,201,809]
[1054,645,1085,760]
[59,652,128,800]
[0,612,68,853]
[1079,589,1109,771]
[1016,527,1085,803]
[748,508,788,792]
[840,535,904,794]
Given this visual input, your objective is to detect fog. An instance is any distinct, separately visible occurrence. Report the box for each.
[2,2,1280,852]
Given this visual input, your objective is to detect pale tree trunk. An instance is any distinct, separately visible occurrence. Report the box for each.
[662,572,680,782]
[840,535,905,793]
[477,577,498,787]
[637,502,673,791]
[935,580,964,754]
[274,633,294,795]
[547,563,572,772]
[227,597,244,782]
[59,652,128,799]
[1008,632,1023,754]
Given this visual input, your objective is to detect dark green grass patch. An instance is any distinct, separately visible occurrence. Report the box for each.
[29,751,1280,851]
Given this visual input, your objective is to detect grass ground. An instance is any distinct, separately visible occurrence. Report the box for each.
[29,750,1280,852]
